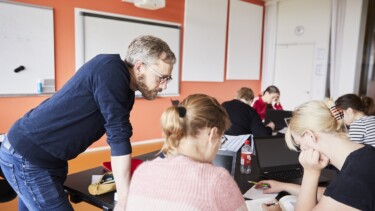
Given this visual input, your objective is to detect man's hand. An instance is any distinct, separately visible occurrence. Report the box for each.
[111,154,131,211]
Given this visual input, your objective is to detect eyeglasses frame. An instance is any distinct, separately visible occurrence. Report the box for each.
[143,62,172,84]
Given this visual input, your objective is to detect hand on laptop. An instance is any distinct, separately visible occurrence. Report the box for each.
[266,121,275,131]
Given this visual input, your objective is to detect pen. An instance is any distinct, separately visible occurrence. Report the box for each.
[248,181,270,188]
[220,136,228,146]
[265,202,278,206]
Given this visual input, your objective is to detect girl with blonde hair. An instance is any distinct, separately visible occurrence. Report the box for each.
[126,94,247,211]
[257,100,375,211]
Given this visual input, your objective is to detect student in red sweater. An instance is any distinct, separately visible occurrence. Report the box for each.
[252,85,283,120]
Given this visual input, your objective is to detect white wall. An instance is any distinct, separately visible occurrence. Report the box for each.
[334,0,367,98]
[263,0,368,108]
[263,0,331,110]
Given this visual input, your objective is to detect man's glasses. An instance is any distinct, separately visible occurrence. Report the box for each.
[143,63,172,84]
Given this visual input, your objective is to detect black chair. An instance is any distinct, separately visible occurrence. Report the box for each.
[0,169,17,203]
[0,142,17,203]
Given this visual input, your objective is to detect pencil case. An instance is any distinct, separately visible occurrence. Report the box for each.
[88,172,116,195]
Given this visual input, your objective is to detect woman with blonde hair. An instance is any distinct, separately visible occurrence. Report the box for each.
[126,94,247,211]
[256,100,375,211]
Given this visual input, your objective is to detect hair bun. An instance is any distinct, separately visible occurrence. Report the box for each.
[178,106,186,118]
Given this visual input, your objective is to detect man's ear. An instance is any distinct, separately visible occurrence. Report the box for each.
[133,61,143,76]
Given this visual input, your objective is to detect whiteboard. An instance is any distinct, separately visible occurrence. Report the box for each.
[226,0,263,80]
[182,0,228,82]
[0,1,55,95]
[75,9,181,96]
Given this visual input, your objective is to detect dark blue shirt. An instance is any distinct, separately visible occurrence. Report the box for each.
[8,54,135,167]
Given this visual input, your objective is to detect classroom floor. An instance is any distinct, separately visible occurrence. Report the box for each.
[0,141,163,211]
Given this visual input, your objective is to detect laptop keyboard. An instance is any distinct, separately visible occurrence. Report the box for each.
[265,169,303,181]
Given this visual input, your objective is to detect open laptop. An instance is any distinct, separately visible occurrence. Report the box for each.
[264,109,293,131]
[212,150,237,177]
[254,136,332,184]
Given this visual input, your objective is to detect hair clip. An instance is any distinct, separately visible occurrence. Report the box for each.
[178,106,186,118]
[330,106,344,120]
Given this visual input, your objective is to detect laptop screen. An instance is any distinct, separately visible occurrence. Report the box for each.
[212,150,237,177]
[254,136,301,173]
[264,110,293,130]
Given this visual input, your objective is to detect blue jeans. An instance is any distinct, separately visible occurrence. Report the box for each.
[0,135,73,211]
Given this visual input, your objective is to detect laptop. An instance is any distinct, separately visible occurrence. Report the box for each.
[264,109,293,131]
[212,149,237,177]
[254,136,332,184]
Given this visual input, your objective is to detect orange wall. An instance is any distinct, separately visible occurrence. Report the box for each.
[0,0,263,148]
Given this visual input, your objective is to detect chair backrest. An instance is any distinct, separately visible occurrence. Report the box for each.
[101,158,144,177]
[0,168,17,203]
[130,158,143,176]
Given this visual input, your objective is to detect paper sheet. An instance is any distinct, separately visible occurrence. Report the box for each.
[243,185,278,200]
[278,127,287,134]
[244,186,297,211]
[220,134,252,152]
[91,175,102,184]
[279,195,297,211]
[245,198,278,211]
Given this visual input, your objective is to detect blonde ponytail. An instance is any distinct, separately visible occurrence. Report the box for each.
[160,94,231,156]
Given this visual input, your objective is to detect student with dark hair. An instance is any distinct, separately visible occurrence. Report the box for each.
[335,94,375,146]
[126,94,247,211]
[257,100,375,211]
[360,95,375,115]
[222,87,274,137]
[252,85,283,120]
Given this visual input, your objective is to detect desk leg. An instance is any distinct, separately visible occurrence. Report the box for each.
[68,193,83,204]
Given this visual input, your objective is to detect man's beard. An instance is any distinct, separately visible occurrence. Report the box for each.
[136,75,162,100]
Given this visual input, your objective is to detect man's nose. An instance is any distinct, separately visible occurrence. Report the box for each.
[159,81,167,90]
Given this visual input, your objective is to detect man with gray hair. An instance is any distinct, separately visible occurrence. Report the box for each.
[0,35,176,211]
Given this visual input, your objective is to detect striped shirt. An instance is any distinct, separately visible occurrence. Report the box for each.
[349,116,375,147]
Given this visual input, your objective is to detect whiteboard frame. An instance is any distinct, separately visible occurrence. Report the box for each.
[0,0,55,96]
[75,8,181,97]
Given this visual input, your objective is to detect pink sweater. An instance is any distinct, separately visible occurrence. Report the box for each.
[126,155,247,211]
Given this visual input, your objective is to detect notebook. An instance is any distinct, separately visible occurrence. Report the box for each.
[254,136,331,184]
[264,109,293,131]
[212,149,237,177]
